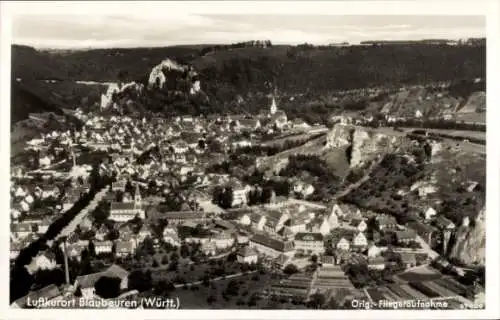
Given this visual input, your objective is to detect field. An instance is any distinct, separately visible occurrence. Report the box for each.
[174,272,275,309]
[150,259,243,284]
[395,266,444,283]
[455,112,486,124]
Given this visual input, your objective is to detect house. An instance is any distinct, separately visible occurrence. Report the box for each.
[375,215,398,231]
[400,252,417,268]
[395,230,417,245]
[118,224,134,240]
[151,210,206,226]
[263,210,290,234]
[171,140,189,154]
[95,224,110,241]
[265,195,288,209]
[367,244,382,258]
[238,213,252,226]
[294,232,325,255]
[237,246,258,264]
[352,232,368,250]
[214,219,236,232]
[11,223,33,240]
[74,264,129,299]
[293,181,315,197]
[210,232,235,249]
[137,224,153,243]
[291,118,311,131]
[336,237,351,251]
[326,209,340,230]
[320,255,337,266]
[271,110,288,130]
[408,222,437,245]
[249,233,295,258]
[239,119,261,131]
[33,250,58,271]
[36,218,51,235]
[201,241,217,256]
[330,203,360,220]
[368,256,386,270]
[94,241,113,255]
[283,217,308,235]
[250,213,267,231]
[66,243,85,262]
[231,184,252,207]
[162,227,181,247]
[236,233,249,244]
[115,240,136,258]
[317,217,332,236]
[109,195,145,222]
[424,207,438,221]
[231,139,252,149]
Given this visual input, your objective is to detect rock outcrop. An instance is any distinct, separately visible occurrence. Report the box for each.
[325,124,353,148]
[325,124,407,167]
[147,58,200,94]
[448,207,486,266]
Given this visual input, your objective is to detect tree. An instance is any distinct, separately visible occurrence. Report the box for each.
[32,269,65,290]
[225,280,240,296]
[154,279,175,296]
[198,140,206,149]
[207,295,217,304]
[92,202,110,222]
[136,236,155,257]
[94,276,122,299]
[128,270,153,292]
[310,254,318,263]
[307,293,326,309]
[283,263,299,275]
[226,252,237,262]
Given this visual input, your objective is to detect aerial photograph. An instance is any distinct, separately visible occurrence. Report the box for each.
[5,2,490,313]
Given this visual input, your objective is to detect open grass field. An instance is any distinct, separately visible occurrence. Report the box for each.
[174,272,276,309]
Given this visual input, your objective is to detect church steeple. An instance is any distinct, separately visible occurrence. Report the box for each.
[134,184,142,207]
[270,97,278,115]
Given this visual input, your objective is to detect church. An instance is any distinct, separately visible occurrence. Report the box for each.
[109,184,145,222]
[258,96,289,130]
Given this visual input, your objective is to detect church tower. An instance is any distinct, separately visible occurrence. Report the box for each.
[134,184,142,208]
[270,97,278,115]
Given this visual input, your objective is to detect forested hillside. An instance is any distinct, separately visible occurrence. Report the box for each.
[12,43,485,97]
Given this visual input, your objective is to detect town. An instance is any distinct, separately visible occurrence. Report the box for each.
[10,69,486,309]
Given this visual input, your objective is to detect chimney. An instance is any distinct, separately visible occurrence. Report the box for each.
[62,237,70,285]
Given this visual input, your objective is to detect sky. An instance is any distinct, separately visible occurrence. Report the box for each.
[12,14,486,49]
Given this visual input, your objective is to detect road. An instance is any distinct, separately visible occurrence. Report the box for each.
[413,233,440,260]
[55,186,109,241]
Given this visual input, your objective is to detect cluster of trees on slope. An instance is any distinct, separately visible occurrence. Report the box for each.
[340,151,427,225]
